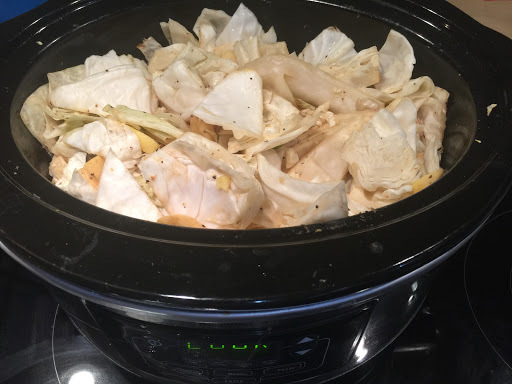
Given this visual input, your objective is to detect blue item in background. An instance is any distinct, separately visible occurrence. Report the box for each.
[0,0,47,23]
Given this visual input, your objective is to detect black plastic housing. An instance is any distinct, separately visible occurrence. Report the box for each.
[0,0,511,312]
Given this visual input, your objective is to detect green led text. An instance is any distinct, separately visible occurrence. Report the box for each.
[187,343,268,351]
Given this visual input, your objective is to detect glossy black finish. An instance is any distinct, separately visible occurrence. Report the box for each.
[51,272,428,383]
[3,209,512,383]
[464,208,512,370]
[1,0,512,311]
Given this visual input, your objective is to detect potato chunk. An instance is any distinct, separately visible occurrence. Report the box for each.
[78,155,105,190]
[412,168,444,194]
[157,215,205,228]
[129,127,160,154]
[190,116,218,142]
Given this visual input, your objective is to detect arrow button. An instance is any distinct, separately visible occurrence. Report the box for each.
[294,349,312,356]
[297,337,315,344]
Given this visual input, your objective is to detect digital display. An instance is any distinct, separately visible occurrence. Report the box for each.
[183,338,279,361]
[108,304,373,382]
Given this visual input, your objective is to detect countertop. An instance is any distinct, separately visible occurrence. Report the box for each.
[447,0,512,39]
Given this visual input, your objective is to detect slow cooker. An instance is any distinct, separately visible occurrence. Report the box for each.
[1,0,511,383]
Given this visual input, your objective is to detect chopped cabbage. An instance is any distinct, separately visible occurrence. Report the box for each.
[49,50,156,115]
[96,150,163,222]
[299,27,356,66]
[417,87,449,173]
[193,70,263,139]
[163,19,199,46]
[254,154,348,227]
[319,47,380,88]
[246,55,384,113]
[137,37,163,61]
[67,169,98,204]
[287,111,376,183]
[65,119,142,169]
[216,3,263,46]
[375,30,416,93]
[138,133,264,228]
[20,3,449,229]
[148,44,186,74]
[52,152,87,190]
[193,8,232,51]
[341,109,420,192]
[103,105,184,140]
[152,44,209,120]
[20,84,58,151]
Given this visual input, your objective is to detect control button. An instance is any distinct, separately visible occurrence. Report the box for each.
[297,337,316,344]
[160,371,209,382]
[286,335,319,358]
[263,362,306,376]
[215,370,254,377]
[212,378,257,383]
[165,366,204,377]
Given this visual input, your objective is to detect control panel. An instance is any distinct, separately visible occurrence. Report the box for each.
[97,306,372,383]
[132,333,330,382]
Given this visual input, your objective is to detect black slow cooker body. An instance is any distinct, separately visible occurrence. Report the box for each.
[51,272,431,384]
[1,0,512,383]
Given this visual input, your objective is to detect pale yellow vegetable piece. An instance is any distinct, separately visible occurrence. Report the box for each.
[190,116,218,142]
[78,155,105,190]
[129,127,160,154]
[216,175,231,192]
[412,168,444,194]
[157,215,205,228]
[487,103,497,116]
[214,44,237,62]
[49,155,68,180]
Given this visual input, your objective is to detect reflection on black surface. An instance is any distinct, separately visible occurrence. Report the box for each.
[52,306,136,384]
[465,205,512,371]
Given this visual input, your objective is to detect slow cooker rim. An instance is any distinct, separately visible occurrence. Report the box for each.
[2,0,509,247]
[1,0,511,310]
[0,219,479,321]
